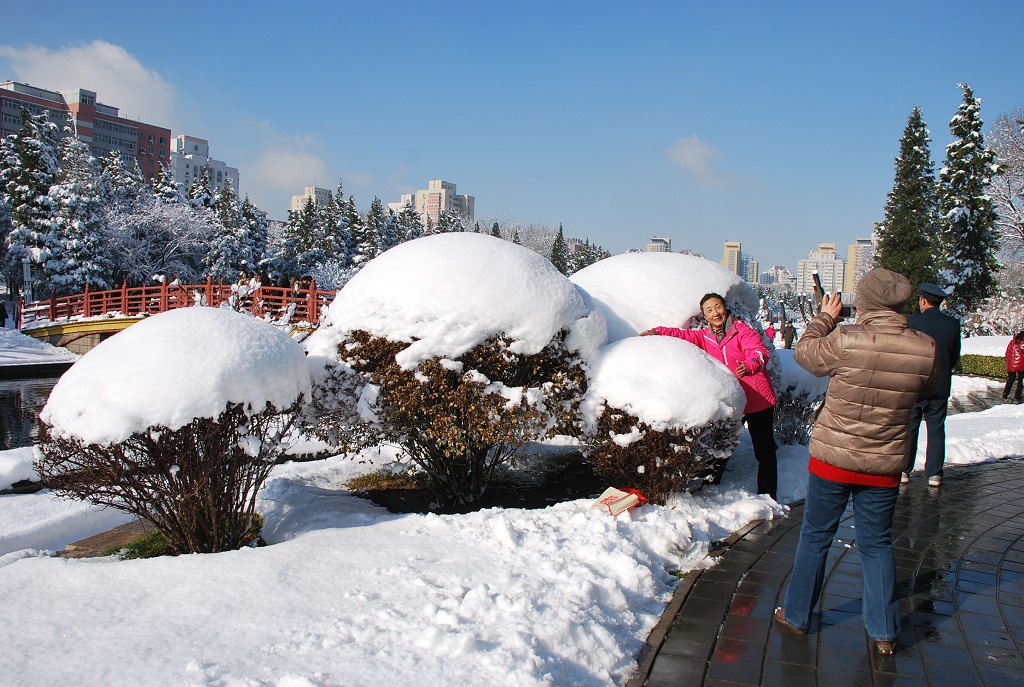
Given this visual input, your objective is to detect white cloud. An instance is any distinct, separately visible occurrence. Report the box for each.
[0,40,176,128]
[666,135,729,189]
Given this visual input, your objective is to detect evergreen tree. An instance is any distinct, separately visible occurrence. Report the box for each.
[550,223,570,275]
[282,196,326,276]
[512,228,521,245]
[491,221,501,238]
[240,195,270,272]
[393,201,423,245]
[188,170,215,210]
[434,211,464,233]
[358,197,386,262]
[45,134,113,295]
[378,208,402,255]
[324,182,354,264]
[153,163,183,204]
[875,106,940,308]
[2,108,60,298]
[938,83,1000,315]
[100,149,147,210]
[206,178,246,281]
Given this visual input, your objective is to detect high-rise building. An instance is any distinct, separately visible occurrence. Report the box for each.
[289,186,332,213]
[796,243,846,295]
[647,237,671,252]
[720,240,759,284]
[168,135,239,197]
[721,241,742,274]
[844,237,875,295]
[392,180,474,228]
[1,81,171,182]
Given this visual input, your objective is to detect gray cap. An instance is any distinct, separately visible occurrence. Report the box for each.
[919,282,949,302]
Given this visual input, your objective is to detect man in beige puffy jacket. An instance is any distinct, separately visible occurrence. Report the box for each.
[774,268,939,656]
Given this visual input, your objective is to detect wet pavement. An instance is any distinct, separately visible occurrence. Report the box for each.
[633,457,1024,686]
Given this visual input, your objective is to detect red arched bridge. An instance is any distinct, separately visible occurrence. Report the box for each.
[17,278,336,354]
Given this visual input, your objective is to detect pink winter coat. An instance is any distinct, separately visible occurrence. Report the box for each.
[655,318,777,414]
[1007,338,1024,373]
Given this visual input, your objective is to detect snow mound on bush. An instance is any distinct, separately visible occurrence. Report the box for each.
[775,349,828,399]
[305,233,607,367]
[41,307,311,445]
[582,336,746,433]
[571,252,757,343]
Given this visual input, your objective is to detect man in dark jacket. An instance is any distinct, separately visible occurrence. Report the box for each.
[905,282,961,487]
[774,269,939,656]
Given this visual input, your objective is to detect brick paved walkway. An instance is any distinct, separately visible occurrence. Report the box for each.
[633,457,1024,686]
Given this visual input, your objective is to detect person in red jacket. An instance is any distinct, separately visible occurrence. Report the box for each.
[641,292,778,498]
[1004,331,1024,403]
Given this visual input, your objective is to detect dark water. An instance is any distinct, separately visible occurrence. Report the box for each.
[0,377,58,449]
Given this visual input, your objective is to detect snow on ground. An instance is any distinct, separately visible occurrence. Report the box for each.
[2,383,1022,685]
[0,327,79,366]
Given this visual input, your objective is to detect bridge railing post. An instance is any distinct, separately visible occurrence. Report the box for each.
[121,281,129,315]
[83,283,91,318]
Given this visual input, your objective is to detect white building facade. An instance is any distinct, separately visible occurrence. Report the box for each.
[392,180,474,228]
[289,186,332,213]
[168,135,240,196]
[796,243,846,296]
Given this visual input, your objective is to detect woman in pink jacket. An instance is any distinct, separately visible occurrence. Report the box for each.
[1004,331,1024,403]
[642,292,778,498]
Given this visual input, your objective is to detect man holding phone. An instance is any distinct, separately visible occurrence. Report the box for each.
[904,282,961,487]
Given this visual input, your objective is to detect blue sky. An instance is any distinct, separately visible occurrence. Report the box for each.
[3,1,1022,271]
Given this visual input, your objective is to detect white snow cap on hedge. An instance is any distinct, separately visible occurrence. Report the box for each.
[582,336,746,435]
[305,232,607,368]
[571,252,758,343]
[41,307,311,446]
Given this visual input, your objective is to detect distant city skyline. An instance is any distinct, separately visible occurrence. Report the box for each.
[2,1,1021,270]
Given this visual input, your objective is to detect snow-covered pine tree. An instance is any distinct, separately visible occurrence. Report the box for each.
[359,197,385,262]
[100,149,148,211]
[987,109,1024,261]
[2,108,60,298]
[153,163,183,204]
[490,221,501,238]
[188,170,215,210]
[512,228,520,245]
[875,106,940,306]
[393,201,423,244]
[240,195,269,272]
[44,134,113,296]
[377,206,402,255]
[938,83,1000,316]
[550,223,570,275]
[206,177,245,281]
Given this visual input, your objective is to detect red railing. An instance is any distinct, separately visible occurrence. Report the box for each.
[18,278,336,329]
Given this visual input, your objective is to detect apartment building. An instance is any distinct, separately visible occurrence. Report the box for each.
[647,237,672,252]
[0,81,171,182]
[796,243,846,296]
[168,135,240,196]
[289,186,332,213]
[391,180,475,228]
[844,237,875,295]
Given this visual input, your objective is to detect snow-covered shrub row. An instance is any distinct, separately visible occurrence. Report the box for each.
[35,308,310,553]
[570,253,768,500]
[304,233,605,509]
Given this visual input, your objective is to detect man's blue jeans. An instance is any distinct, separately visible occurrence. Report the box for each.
[782,473,900,641]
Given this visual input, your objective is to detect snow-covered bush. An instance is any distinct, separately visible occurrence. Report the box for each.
[304,233,605,510]
[772,349,829,446]
[35,307,310,554]
[571,252,776,499]
[581,337,746,503]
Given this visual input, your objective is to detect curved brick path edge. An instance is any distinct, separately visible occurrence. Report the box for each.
[632,457,1024,687]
